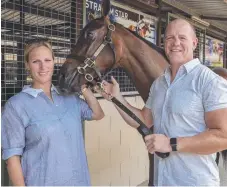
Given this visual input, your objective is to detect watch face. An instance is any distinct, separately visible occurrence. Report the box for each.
[172,144,177,152]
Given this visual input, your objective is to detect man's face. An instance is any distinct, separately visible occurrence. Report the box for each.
[164,20,198,66]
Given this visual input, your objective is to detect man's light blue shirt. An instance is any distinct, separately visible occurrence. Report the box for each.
[146,59,227,186]
[1,85,92,186]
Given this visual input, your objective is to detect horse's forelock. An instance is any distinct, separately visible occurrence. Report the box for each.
[83,17,105,30]
[75,17,105,48]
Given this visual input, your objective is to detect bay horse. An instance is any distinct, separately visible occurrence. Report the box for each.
[58,0,227,185]
[58,1,168,184]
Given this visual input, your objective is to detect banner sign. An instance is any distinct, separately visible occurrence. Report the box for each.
[204,35,224,67]
[85,0,157,44]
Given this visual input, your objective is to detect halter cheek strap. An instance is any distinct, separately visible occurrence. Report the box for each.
[82,23,116,81]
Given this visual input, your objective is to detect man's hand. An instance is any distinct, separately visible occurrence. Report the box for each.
[145,134,172,154]
[101,76,121,101]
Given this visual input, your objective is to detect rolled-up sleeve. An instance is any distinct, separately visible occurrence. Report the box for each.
[1,101,25,160]
[78,98,93,121]
[145,82,155,109]
[203,77,227,112]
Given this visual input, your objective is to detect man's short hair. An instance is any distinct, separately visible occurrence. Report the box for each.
[164,18,197,38]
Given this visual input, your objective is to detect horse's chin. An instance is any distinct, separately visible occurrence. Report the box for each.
[58,70,102,95]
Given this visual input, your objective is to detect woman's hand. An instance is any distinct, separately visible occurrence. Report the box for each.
[80,84,104,120]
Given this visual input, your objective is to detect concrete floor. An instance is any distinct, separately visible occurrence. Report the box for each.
[137,156,227,186]
[137,180,148,186]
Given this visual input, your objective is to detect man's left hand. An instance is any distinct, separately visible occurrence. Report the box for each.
[144,134,172,154]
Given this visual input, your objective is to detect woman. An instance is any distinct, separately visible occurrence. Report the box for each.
[1,39,104,186]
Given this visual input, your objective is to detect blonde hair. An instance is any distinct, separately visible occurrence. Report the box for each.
[24,39,55,63]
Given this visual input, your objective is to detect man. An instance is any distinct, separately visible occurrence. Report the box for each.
[101,18,227,186]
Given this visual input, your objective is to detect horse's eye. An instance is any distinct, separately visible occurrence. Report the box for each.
[87,32,94,39]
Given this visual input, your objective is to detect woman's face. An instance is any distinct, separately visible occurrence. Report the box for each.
[26,46,54,86]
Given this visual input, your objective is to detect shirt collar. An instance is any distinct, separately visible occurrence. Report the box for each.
[165,58,200,75]
[164,58,200,86]
[22,84,60,97]
[183,58,201,73]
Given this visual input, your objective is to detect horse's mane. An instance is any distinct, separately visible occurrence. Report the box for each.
[126,27,167,58]
[112,22,169,62]
[78,18,169,62]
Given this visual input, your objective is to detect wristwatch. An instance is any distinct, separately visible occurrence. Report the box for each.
[170,138,178,151]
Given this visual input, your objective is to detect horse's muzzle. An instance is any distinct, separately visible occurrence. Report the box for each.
[58,67,79,94]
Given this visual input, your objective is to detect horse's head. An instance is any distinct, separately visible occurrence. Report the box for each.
[58,57,97,93]
[59,0,121,94]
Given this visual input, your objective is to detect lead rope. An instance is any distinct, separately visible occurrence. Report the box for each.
[94,83,170,159]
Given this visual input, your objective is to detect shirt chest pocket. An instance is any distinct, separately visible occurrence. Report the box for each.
[167,90,203,114]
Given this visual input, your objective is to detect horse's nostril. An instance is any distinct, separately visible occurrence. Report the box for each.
[59,87,69,94]
[61,73,65,79]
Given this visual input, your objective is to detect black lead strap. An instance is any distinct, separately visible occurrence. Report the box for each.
[110,97,170,159]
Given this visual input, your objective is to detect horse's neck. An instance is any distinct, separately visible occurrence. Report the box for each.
[115,27,169,101]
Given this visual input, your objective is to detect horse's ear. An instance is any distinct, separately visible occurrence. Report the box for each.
[88,12,95,21]
[101,0,111,18]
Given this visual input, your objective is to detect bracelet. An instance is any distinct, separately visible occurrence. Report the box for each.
[81,87,87,94]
